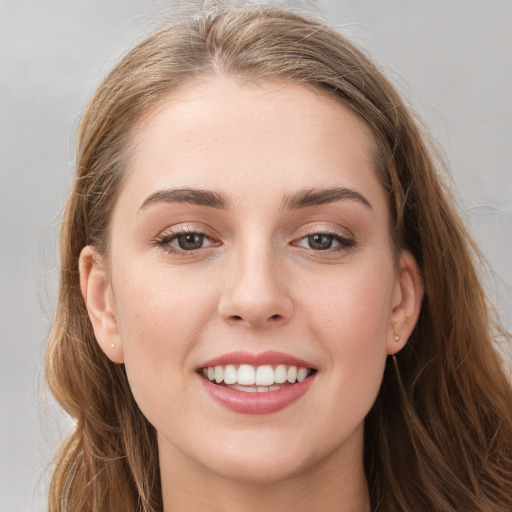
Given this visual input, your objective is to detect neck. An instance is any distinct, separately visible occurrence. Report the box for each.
[159,427,371,512]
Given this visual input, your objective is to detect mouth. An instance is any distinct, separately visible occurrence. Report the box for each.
[197,352,317,414]
[199,363,317,393]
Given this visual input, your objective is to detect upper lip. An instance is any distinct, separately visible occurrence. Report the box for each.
[199,350,316,369]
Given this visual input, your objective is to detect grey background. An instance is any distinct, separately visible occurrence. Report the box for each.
[1,1,511,510]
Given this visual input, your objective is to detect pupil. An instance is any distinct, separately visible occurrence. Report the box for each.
[178,233,203,250]
[309,234,332,250]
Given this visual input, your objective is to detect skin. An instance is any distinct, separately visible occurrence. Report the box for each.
[80,77,423,511]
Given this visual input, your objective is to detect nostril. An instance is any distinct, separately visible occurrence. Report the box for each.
[229,314,281,322]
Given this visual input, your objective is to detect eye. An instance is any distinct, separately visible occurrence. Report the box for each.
[154,228,219,254]
[175,232,206,251]
[306,233,336,251]
[293,231,355,252]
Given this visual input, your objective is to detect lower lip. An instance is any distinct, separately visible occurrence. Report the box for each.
[199,374,316,414]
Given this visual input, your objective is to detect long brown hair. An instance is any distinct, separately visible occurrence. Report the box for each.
[45,5,512,511]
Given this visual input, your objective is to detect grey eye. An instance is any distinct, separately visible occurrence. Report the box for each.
[176,233,205,250]
[307,234,334,250]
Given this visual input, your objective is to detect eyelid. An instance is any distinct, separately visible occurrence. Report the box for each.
[294,222,354,242]
[154,221,219,238]
[290,224,356,255]
[293,233,354,249]
[150,222,356,257]
[152,223,221,255]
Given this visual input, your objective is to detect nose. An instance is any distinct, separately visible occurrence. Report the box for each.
[217,244,294,328]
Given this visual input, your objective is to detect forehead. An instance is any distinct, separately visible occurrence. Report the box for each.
[122,77,386,214]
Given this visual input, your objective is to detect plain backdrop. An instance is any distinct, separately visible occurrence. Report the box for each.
[1,1,511,510]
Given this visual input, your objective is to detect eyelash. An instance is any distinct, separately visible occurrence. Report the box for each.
[153,228,218,255]
[292,230,356,255]
[152,228,356,256]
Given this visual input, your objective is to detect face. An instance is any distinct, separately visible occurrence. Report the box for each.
[82,77,422,487]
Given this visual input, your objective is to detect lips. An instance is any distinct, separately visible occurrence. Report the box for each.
[197,351,317,414]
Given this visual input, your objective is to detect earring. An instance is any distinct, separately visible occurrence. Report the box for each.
[394,334,400,342]
[111,344,115,349]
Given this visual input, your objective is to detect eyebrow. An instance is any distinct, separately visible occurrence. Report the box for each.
[138,186,373,213]
[280,187,373,210]
[139,188,229,212]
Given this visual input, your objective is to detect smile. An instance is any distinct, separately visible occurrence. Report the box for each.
[201,364,314,392]
[198,352,317,414]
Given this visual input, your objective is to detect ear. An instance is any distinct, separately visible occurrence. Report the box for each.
[79,246,124,364]
[387,251,424,355]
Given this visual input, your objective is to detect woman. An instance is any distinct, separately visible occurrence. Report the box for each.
[45,4,512,511]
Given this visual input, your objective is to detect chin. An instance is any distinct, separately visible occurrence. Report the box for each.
[194,425,345,485]
[204,449,312,485]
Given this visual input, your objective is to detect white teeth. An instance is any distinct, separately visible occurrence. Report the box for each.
[202,363,313,390]
[224,364,237,385]
[297,367,308,382]
[230,384,258,393]
[255,365,274,386]
[238,364,256,385]
[214,366,224,384]
[275,364,287,384]
[287,366,297,383]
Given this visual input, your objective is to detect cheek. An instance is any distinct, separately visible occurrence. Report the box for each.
[300,259,395,344]
[114,262,217,347]
[111,264,218,411]
[298,261,395,406]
